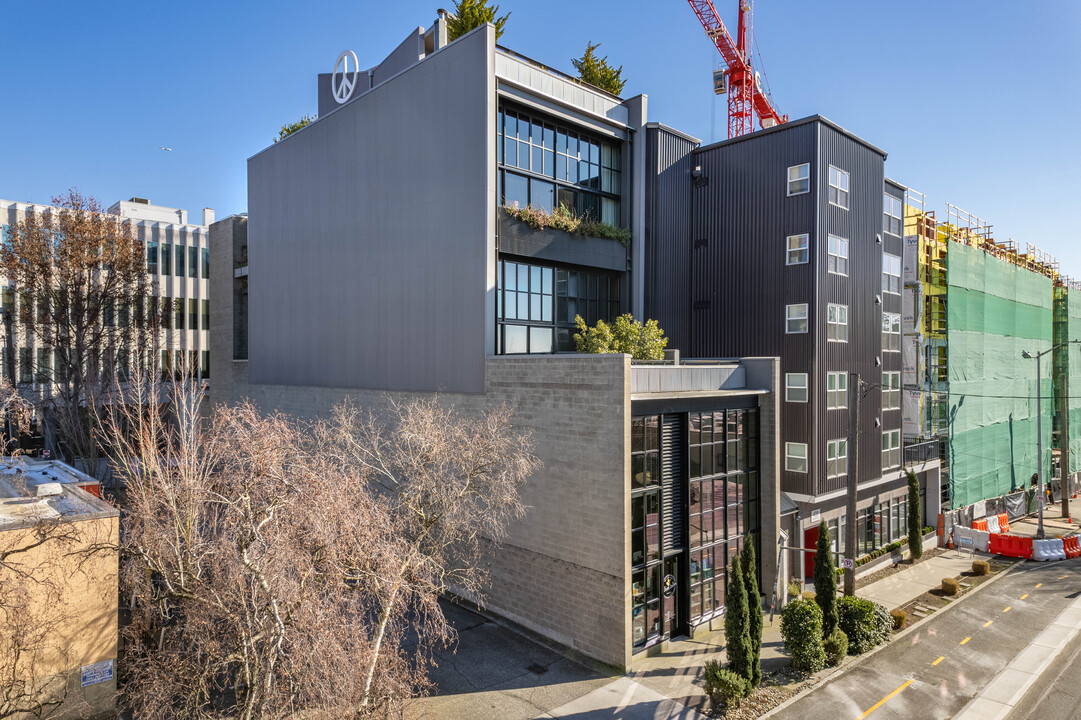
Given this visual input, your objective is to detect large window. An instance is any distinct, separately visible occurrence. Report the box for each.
[787,163,810,196]
[202,248,210,278]
[882,371,900,410]
[688,409,758,625]
[631,416,661,648]
[883,254,901,294]
[827,371,847,409]
[147,241,159,275]
[827,304,848,342]
[828,166,850,209]
[786,234,809,265]
[499,105,621,225]
[785,442,808,472]
[175,244,185,278]
[161,243,172,276]
[827,439,848,479]
[883,430,901,470]
[884,194,903,236]
[883,312,901,351]
[827,235,849,276]
[496,259,619,354]
[785,373,808,403]
[189,247,199,278]
[786,303,808,334]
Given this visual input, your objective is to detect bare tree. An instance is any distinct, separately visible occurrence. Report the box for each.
[108,375,539,719]
[0,190,155,474]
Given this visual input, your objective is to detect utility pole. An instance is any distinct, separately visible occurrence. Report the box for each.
[1037,353,1045,539]
[844,372,859,597]
[1062,373,1071,521]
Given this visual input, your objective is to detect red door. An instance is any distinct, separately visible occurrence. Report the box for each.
[804,526,819,581]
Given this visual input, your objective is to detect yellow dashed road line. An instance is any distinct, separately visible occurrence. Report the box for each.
[1036,583,1044,588]
[855,679,913,720]
[960,637,971,645]
[1021,594,1029,600]
[983,620,993,628]
[932,656,945,666]
[1003,606,1013,613]
[1060,575,1069,580]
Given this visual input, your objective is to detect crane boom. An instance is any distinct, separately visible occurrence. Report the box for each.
[686,0,787,138]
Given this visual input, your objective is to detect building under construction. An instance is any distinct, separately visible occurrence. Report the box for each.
[903,196,1081,512]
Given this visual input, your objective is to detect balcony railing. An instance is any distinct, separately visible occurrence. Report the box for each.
[904,440,940,466]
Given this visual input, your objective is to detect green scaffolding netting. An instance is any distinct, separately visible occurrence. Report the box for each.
[947,242,1053,507]
[1058,290,1081,474]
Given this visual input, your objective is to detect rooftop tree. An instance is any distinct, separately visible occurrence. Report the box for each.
[447,0,510,41]
[572,42,627,96]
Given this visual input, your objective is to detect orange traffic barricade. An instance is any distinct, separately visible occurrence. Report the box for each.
[1064,536,1081,559]
[998,513,1010,533]
[974,518,988,532]
[988,533,1004,554]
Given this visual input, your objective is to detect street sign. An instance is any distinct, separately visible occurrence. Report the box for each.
[842,558,854,570]
[81,659,113,687]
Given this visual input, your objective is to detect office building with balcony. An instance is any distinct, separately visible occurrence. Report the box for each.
[211,18,785,668]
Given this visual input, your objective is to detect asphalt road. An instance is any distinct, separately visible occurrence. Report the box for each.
[771,557,1081,720]
[1008,606,1081,720]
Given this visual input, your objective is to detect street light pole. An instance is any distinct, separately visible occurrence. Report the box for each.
[1036,352,1045,539]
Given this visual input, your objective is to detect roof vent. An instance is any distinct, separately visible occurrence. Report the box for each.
[36,483,62,497]
[129,197,150,205]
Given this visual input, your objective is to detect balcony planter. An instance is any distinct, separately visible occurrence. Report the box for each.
[497,207,628,272]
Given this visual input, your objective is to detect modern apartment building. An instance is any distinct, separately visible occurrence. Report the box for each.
[211,18,785,668]
[642,117,942,578]
[0,197,212,404]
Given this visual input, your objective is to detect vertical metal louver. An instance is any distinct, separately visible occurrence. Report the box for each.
[661,414,684,552]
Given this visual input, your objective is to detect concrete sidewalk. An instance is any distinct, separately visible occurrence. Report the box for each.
[856,551,982,610]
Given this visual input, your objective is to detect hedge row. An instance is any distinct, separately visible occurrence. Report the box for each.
[833,527,937,577]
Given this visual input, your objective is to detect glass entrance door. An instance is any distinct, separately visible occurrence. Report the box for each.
[663,554,684,638]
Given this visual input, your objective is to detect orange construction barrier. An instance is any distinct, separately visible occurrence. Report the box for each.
[998,513,1010,533]
[974,518,988,532]
[988,533,1004,554]
[1065,536,1081,559]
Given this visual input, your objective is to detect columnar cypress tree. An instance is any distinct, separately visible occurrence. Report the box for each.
[741,536,763,687]
[813,521,838,636]
[724,555,753,683]
[907,470,923,560]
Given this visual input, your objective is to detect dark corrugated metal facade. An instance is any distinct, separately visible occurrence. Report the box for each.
[644,116,904,500]
[643,126,698,354]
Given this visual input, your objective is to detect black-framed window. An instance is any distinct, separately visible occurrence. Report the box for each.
[498,105,621,225]
[631,415,662,648]
[161,243,172,276]
[147,241,159,274]
[497,259,619,354]
[687,408,759,625]
[175,244,185,277]
[189,246,199,278]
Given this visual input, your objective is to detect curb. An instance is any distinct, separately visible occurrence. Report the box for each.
[758,556,1025,719]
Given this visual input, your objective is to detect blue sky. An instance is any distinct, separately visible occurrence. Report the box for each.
[2,1,1079,271]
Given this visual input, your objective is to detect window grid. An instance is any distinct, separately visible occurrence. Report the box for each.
[631,416,661,648]
[883,254,901,294]
[883,312,901,351]
[787,163,810,196]
[499,105,621,225]
[828,166,850,209]
[786,303,809,334]
[827,304,849,342]
[785,373,808,403]
[786,233,809,265]
[827,235,849,276]
[883,194,902,236]
[827,439,848,479]
[882,372,900,410]
[785,442,808,473]
[882,430,901,470]
[827,371,848,409]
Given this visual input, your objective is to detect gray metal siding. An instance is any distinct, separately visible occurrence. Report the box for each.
[643,127,698,354]
[248,25,495,393]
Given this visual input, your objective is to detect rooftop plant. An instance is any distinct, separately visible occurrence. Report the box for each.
[502,203,631,247]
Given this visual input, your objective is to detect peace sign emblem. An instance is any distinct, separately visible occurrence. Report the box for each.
[332,50,360,105]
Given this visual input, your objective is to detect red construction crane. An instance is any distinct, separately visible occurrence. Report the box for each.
[686,0,787,138]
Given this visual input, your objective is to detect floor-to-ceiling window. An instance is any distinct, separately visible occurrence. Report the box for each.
[631,415,662,648]
[631,407,760,650]
[496,258,619,354]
